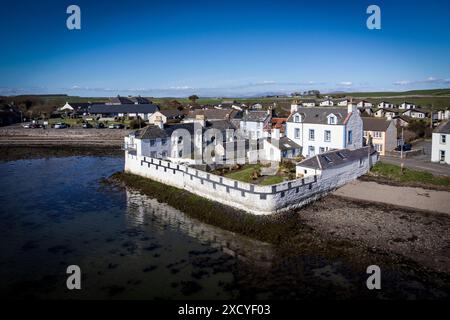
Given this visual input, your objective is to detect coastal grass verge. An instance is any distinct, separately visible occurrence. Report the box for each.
[365,162,450,190]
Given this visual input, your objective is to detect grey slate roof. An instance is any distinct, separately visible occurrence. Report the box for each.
[297,147,376,170]
[242,111,270,122]
[90,104,159,114]
[434,121,450,134]
[186,108,238,120]
[287,107,349,125]
[268,137,301,151]
[136,120,237,140]
[362,117,392,131]
[158,109,185,118]
[137,125,168,139]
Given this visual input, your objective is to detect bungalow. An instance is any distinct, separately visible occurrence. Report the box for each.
[89,103,159,120]
[362,117,397,155]
[301,99,316,107]
[356,100,373,108]
[373,108,400,119]
[148,109,185,125]
[377,101,396,109]
[319,99,334,107]
[402,109,428,119]
[295,146,378,178]
[431,121,450,164]
[285,104,363,158]
[394,115,413,127]
[59,102,93,115]
[399,101,417,110]
[337,99,350,106]
[108,95,150,105]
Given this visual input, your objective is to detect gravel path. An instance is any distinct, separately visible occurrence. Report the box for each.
[333,180,450,215]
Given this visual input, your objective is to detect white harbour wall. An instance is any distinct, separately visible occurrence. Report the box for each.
[124,152,376,215]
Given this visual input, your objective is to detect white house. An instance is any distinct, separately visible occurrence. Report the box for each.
[431,121,450,164]
[374,108,400,119]
[356,100,373,108]
[437,110,450,121]
[240,110,272,139]
[301,99,316,107]
[295,147,378,178]
[148,109,184,124]
[59,102,92,114]
[399,102,417,110]
[377,101,396,109]
[262,136,302,161]
[124,120,238,164]
[90,104,159,120]
[337,99,350,106]
[286,104,363,158]
[402,109,428,119]
[319,99,334,107]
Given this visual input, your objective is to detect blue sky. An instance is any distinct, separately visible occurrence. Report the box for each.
[1,0,449,97]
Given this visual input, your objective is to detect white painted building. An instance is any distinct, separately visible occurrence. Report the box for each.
[296,147,378,179]
[319,99,334,107]
[437,110,450,121]
[399,102,417,110]
[286,104,363,158]
[356,100,373,108]
[431,121,450,164]
[240,110,271,139]
[402,109,428,119]
[377,101,396,109]
[337,99,350,106]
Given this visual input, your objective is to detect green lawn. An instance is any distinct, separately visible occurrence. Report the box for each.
[371,162,450,186]
[224,164,261,183]
[259,175,284,185]
[224,164,286,185]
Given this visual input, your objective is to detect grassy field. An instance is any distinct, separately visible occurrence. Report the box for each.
[3,88,450,120]
[370,162,450,186]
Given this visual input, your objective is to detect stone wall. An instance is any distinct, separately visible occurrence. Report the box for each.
[124,152,376,215]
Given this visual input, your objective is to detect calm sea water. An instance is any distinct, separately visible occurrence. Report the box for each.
[0,156,447,299]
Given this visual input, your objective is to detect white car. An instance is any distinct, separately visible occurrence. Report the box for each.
[54,123,68,129]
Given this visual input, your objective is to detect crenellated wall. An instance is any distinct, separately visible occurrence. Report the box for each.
[124,152,376,215]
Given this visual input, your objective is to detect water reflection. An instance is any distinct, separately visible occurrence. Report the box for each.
[125,189,274,269]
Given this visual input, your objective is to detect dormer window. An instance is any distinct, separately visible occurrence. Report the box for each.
[294,114,301,123]
[327,114,336,125]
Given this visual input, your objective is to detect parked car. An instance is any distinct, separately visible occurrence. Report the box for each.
[54,123,68,129]
[95,123,105,129]
[82,122,93,129]
[395,143,412,152]
[108,123,124,129]
[23,123,42,128]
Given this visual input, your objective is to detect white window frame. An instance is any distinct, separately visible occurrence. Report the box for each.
[309,129,315,141]
[324,130,331,142]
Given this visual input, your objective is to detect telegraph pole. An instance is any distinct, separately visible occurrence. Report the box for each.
[400,127,404,173]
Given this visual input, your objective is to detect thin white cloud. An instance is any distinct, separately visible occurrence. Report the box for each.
[394,76,450,85]
[338,81,353,86]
